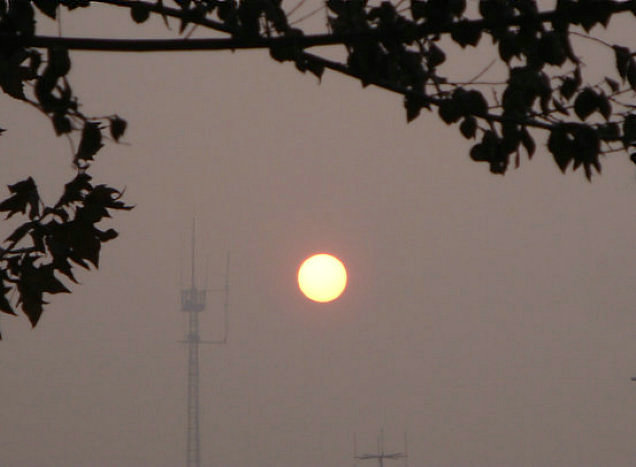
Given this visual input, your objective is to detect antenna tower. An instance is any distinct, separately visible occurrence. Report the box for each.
[354,429,408,467]
[180,220,230,467]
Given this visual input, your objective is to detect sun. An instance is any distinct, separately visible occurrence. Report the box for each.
[297,253,347,303]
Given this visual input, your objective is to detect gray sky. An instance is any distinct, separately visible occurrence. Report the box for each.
[1,3,636,466]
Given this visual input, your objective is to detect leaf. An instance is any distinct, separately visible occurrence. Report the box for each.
[53,113,72,135]
[538,31,566,66]
[450,22,481,48]
[305,59,324,81]
[404,96,421,123]
[560,67,581,100]
[17,258,45,327]
[623,114,636,147]
[426,43,446,67]
[0,59,26,99]
[5,221,33,244]
[462,90,488,116]
[96,228,118,242]
[552,98,569,116]
[459,116,477,139]
[55,173,93,208]
[0,177,40,219]
[627,59,636,91]
[597,122,619,141]
[131,3,151,23]
[498,31,518,63]
[520,128,535,159]
[613,45,631,79]
[572,125,601,180]
[75,121,103,163]
[0,279,16,316]
[438,98,461,124]
[39,265,71,295]
[33,0,58,18]
[46,47,71,78]
[597,92,612,120]
[605,77,619,92]
[548,126,573,173]
[574,88,598,121]
[109,115,127,142]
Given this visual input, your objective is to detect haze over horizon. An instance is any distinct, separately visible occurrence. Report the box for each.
[1,3,635,466]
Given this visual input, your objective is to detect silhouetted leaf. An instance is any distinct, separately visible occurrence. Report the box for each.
[438,98,461,124]
[53,113,72,135]
[0,177,40,219]
[613,45,631,79]
[498,31,519,63]
[131,3,150,23]
[450,22,481,48]
[605,77,619,92]
[305,59,324,80]
[572,125,601,180]
[574,88,597,120]
[427,43,446,67]
[462,90,488,116]
[560,67,581,100]
[539,31,566,66]
[552,98,569,115]
[5,221,33,244]
[33,0,58,19]
[46,47,71,78]
[623,114,636,147]
[96,228,118,242]
[0,279,16,316]
[548,126,573,173]
[597,122,619,140]
[404,95,421,122]
[627,60,636,90]
[459,116,477,139]
[75,121,103,162]
[597,92,611,120]
[55,173,92,208]
[17,258,45,327]
[0,59,26,99]
[109,115,127,142]
[520,128,535,158]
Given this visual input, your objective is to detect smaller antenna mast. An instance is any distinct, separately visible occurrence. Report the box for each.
[353,429,408,467]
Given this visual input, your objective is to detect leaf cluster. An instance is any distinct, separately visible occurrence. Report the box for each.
[0,173,131,336]
[0,0,130,337]
[0,0,635,336]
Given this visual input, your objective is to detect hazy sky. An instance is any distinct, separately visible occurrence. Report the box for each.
[1,3,636,466]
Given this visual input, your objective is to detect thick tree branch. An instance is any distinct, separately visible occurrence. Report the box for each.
[13,32,368,52]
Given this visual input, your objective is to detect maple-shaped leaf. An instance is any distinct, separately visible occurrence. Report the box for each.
[16,257,45,327]
[0,177,40,219]
[55,173,93,209]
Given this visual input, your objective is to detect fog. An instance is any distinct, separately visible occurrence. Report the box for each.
[1,4,635,466]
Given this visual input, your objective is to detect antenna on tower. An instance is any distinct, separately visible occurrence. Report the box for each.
[179,219,230,467]
[353,429,408,467]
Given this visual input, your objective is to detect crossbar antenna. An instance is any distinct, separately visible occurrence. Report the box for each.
[179,220,230,467]
[353,429,408,467]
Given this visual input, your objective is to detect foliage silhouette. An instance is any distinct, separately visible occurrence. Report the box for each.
[0,0,635,336]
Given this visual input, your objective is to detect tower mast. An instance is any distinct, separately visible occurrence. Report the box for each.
[180,220,230,467]
[182,220,205,467]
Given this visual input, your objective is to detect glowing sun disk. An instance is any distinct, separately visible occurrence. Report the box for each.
[297,254,347,303]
